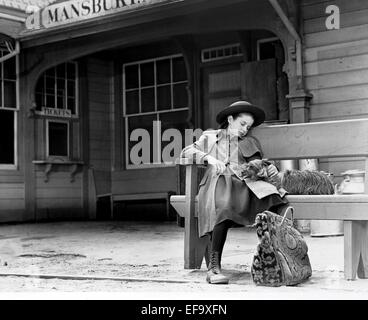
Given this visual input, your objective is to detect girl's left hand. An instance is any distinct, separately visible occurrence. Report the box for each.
[267,164,278,177]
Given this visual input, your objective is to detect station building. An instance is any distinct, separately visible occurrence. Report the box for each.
[0,0,367,222]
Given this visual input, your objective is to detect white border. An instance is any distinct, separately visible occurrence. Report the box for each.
[46,119,70,160]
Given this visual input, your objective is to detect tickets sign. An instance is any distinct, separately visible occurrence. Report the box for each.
[41,107,72,118]
[26,0,169,30]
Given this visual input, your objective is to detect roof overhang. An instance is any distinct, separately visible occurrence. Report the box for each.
[0,14,25,39]
[18,0,252,48]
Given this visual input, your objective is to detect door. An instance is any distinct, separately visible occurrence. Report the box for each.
[202,64,242,129]
[241,58,277,121]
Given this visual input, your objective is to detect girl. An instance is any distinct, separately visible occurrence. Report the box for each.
[180,101,288,284]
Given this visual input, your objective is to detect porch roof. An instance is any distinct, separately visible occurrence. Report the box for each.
[17,0,257,48]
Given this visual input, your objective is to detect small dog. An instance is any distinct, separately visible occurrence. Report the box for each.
[240,159,335,195]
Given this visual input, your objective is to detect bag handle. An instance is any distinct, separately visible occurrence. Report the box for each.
[281,206,294,225]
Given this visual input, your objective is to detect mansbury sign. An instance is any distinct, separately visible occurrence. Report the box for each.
[26,0,171,30]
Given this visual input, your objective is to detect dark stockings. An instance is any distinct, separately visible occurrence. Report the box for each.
[210,220,233,253]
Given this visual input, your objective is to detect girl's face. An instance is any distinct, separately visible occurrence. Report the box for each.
[227,113,255,138]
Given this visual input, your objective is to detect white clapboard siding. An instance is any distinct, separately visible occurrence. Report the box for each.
[305,39,368,63]
[302,0,368,174]
[35,171,83,211]
[0,183,25,211]
[309,99,368,121]
[305,8,368,34]
[305,25,368,49]
[302,0,368,20]
[306,69,368,90]
[305,53,368,76]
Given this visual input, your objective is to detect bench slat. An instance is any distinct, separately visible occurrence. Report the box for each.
[171,195,368,220]
[252,118,368,160]
[113,192,170,201]
[287,195,368,203]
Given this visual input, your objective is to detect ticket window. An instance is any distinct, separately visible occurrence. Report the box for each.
[46,120,69,159]
[34,62,79,161]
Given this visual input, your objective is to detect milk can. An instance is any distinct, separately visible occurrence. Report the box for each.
[338,170,365,194]
[309,169,343,237]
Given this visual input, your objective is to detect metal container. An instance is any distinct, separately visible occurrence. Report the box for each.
[311,169,365,237]
[338,170,365,194]
[310,220,344,237]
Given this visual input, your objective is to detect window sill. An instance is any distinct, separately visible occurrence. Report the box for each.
[0,164,18,170]
[32,160,84,182]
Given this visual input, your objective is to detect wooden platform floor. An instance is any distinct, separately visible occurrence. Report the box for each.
[0,220,367,298]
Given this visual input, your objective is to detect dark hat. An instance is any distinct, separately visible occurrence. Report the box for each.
[216,100,266,127]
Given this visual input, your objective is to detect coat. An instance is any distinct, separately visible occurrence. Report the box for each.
[180,129,287,237]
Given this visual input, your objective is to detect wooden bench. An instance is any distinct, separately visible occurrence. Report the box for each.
[89,168,175,220]
[170,118,368,280]
[112,192,174,220]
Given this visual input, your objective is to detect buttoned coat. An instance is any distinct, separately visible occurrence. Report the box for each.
[180,129,286,237]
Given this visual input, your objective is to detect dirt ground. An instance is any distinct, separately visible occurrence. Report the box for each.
[0,220,367,299]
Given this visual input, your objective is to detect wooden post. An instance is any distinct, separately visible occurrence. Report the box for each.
[357,221,368,279]
[88,168,97,220]
[344,221,360,280]
[183,163,211,269]
[357,157,368,278]
[184,164,198,269]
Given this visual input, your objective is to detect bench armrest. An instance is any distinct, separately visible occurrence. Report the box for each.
[175,158,207,167]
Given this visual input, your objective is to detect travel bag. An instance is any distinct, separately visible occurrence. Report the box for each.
[251,207,312,286]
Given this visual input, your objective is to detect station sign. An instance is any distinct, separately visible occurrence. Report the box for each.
[26,0,172,30]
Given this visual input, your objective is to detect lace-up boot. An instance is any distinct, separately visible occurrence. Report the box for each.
[206,251,229,284]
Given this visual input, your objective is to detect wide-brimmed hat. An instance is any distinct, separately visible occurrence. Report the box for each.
[216,100,266,127]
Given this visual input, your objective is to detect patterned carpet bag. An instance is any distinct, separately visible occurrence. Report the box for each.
[251,207,312,286]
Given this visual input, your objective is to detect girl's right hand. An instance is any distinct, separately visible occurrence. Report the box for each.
[204,155,227,175]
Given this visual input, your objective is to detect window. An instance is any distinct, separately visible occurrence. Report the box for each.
[201,43,243,63]
[35,62,78,116]
[123,54,188,168]
[257,37,280,61]
[0,48,17,168]
[46,120,69,158]
[35,62,79,161]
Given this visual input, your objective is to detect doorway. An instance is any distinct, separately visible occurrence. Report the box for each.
[202,63,243,130]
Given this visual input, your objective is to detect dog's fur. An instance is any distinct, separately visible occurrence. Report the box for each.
[240,159,335,195]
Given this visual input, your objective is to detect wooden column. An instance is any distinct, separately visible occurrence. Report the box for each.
[20,52,37,221]
[173,35,201,128]
[287,91,313,124]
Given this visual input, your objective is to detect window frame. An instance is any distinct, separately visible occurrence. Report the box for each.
[201,43,243,63]
[35,61,79,118]
[0,48,19,170]
[122,54,189,170]
[46,119,70,160]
